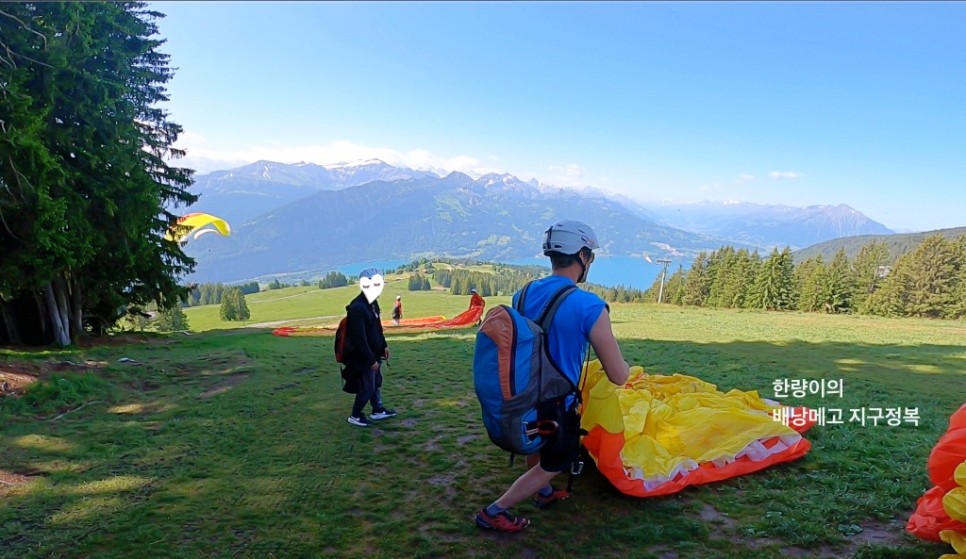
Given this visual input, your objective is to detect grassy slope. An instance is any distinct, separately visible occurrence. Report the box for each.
[2,291,965,558]
[183,273,504,332]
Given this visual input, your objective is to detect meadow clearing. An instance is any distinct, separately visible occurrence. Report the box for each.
[1,280,965,558]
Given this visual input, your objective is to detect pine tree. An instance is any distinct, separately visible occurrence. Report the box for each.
[680,253,710,307]
[866,258,908,317]
[156,305,190,332]
[903,235,959,318]
[821,249,852,313]
[794,256,826,312]
[665,267,686,305]
[220,290,238,321]
[849,241,890,314]
[0,3,196,345]
[749,247,793,311]
[235,289,251,321]
[218,287,249,321]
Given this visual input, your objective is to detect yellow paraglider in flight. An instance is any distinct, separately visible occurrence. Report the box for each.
[164,213,231,244]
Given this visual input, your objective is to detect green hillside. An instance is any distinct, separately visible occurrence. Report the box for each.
[792,226,966,262]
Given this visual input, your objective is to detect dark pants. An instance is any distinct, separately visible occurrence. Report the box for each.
[351,363,384,417]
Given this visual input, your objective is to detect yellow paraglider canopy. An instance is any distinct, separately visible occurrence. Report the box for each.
[164,212,231,243]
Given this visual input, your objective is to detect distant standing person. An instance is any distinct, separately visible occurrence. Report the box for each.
[469,288,485,325]
[345,268,397,427]
[469,288,485,309]
[392,295,402,326]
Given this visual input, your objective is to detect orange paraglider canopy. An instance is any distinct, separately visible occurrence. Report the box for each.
[906,403,966,542]
[579,360,814,498]
[272,297,485,337]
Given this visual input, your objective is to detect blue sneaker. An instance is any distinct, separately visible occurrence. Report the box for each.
[347,414,370,427]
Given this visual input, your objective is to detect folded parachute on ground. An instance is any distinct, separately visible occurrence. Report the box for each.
[906,403,966,547]
[164,212,231,244]
[579,360,814,498]
[273,299,485,337]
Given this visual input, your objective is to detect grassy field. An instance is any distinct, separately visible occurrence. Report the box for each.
[181,273,496,332]
[2,285,965,558]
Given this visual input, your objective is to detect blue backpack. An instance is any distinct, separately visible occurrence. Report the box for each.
[473,282,580,455]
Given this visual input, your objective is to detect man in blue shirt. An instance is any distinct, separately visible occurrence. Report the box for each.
[476,220,631,533]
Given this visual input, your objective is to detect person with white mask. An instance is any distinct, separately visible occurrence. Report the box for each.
[344,268,397,427]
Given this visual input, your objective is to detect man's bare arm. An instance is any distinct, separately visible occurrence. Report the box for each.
[589,308,630,385]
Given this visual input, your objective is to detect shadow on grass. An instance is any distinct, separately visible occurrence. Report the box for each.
[0,329,960,559]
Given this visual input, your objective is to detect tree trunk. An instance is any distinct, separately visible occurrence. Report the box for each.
[53,277,71,336]
[69,275,83,339]
[44,282,71,346]
[34,291,50,341]
[0,300,20,345]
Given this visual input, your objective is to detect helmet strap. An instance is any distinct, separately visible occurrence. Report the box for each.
[576,253,589,283]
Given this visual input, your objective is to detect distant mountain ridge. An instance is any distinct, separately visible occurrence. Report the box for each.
[178,160,905,283]
[645,201,895,251]
[182,170,740,283]
[185,159,438,224]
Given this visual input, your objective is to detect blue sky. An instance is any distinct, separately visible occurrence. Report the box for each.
[150,2,966,232]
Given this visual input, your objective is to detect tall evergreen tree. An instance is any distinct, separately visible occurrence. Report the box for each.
[705,246,735,308]
[903,234,959,318]
[952,236,966,319]
[866,257,909,317]
[794,255,826,312]
[680,253,709,307]
[820,249,852,313]
[664,267,686,305]
[0,3,196,345]
[849,241,890,314]
[749,247,794,311]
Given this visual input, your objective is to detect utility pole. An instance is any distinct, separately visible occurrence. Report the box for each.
[656,259,671,303]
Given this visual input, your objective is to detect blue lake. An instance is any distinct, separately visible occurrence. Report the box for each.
[501,256,690,291]
[328,256,690,291]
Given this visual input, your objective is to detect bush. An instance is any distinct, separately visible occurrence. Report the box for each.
[1,373,113,417]
[156,305,190,331]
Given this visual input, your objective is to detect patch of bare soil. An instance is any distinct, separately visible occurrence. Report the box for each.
[74,332,155,348]
[0,469,37,492]
[690,500,911,558]
[199,374,250,399]
[0,370,39,396]
[1,357,115,398]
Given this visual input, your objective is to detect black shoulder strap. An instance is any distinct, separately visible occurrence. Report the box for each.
[536,285,577,331]
[514,281,532,314]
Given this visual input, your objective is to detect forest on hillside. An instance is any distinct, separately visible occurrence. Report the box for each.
[651,234,966,319]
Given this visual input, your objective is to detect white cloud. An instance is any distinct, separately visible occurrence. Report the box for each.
[543,163,587,188]
[169,134,502,177]
[769,171,803,179]
[735,173,756,184]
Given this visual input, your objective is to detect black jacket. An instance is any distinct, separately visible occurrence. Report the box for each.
[345,292,387,369]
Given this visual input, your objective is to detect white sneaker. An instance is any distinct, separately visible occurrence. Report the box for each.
[370,409,397,420]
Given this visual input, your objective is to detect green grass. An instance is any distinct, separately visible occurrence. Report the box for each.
[2,297,964,558]
[182,275,503,332]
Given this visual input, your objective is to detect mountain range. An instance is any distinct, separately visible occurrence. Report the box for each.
[644,201,894,251]
[177,160,899,284]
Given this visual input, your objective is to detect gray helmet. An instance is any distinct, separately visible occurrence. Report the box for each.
[542,220,599,256]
